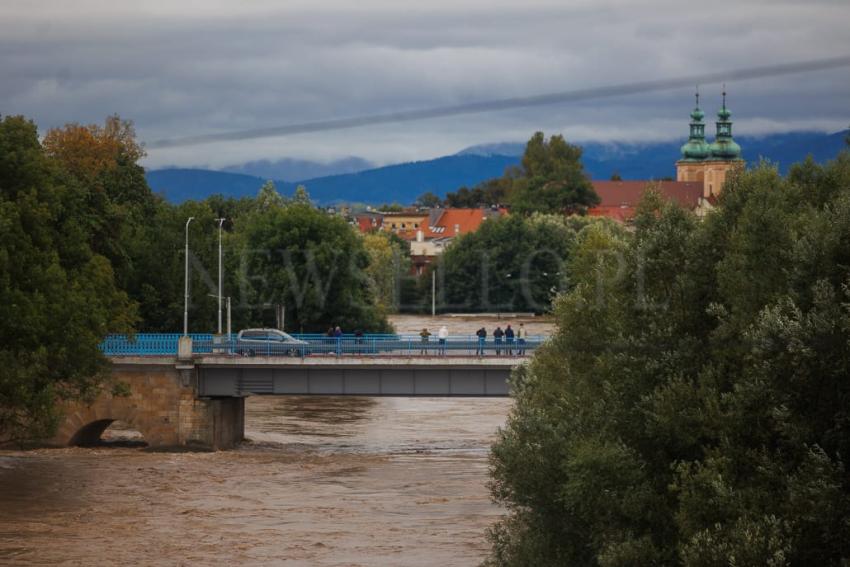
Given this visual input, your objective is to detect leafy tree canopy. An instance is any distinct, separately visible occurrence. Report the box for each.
[487,152,850,565]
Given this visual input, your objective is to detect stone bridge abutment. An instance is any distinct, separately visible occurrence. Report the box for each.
[51,359,244,450]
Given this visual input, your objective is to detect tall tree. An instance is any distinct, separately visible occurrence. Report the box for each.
[0,116,136,443]
[509,132,599,214]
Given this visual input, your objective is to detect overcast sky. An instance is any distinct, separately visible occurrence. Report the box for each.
[2,0,849,169]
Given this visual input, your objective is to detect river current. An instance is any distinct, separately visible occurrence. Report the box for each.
[0,396,511,566]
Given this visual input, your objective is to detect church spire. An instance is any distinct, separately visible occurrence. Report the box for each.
[680,86,709,161]
[709,86,742,161]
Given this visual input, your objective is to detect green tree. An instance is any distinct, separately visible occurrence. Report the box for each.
[292,184,312,205]
[0,116,136,443]
[363,232,411,313]
[509,132,600,215]
[256,180,286,210]
[415,191,442,208]
[236,200,391,332]
[440,213,591,312]
[444,176,514,208]
[487,153,850,565]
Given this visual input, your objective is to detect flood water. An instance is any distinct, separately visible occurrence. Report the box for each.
[0,396,512,566]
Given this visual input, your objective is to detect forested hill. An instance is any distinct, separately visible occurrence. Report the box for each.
[146,129,849,204]
[147,154,519,204]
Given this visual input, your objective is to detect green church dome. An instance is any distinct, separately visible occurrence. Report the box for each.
[709,90,743,161]
[680,90,710,161]
[709,138,742,160]
[681,139,711,160]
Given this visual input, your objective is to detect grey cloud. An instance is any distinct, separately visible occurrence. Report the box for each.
[0,0,848,169]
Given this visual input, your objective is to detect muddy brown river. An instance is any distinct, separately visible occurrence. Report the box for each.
[0,396,512,566]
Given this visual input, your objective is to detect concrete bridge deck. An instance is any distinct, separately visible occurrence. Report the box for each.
[194,354,520,397]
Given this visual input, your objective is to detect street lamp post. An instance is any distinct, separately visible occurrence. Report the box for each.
[431,266,436,317]
[215,218,225,335]
[183,216,195,336]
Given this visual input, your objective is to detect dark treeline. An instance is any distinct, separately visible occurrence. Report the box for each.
[486,149,850,565]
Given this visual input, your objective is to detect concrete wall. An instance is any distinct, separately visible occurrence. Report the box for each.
[51,361,244,450]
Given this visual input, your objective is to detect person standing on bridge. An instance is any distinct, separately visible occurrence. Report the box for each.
[438,325,448,355]
[420,328,431,355]
[334,325,343,355]
[504,324,514,356]
[517,322,527,355]
[476,327,486,356]
[493,326,504,356]
[354,329,364,355]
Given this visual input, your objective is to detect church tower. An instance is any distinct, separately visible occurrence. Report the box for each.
[703,89,744,198]
[676,88,745,199]
[676,90,711,184]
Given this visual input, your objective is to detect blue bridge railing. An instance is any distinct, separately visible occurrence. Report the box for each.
[100,333,546,358]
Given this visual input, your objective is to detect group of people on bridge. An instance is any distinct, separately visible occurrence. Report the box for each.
[419,323,528,356]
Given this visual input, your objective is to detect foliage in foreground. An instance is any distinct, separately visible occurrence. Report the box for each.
[0,116,136,443]
[487,154,850,565]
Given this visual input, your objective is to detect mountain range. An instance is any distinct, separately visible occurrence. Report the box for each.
[146,129,849,204]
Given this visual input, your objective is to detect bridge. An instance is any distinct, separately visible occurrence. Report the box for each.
[50,333,545,450]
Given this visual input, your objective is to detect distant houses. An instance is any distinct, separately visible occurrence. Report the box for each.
[354,207,506,274]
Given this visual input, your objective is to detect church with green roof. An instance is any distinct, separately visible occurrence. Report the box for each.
[676,89,745,199]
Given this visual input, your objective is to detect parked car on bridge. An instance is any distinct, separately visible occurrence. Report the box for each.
[235,328,308,356]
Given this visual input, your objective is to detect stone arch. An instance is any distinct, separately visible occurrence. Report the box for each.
[54,403,157,447]
[69,419,116,446]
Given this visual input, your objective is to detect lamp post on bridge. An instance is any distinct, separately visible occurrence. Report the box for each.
[215,218,226,335]
[183,216,195,336]
[431,266,436,317]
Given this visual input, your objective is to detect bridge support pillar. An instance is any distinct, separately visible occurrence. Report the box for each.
[51,360,245,450]
[201,396,245,450]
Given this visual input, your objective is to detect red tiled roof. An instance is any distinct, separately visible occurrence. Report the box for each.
[422,208,497,238]
[592,180,703,210]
